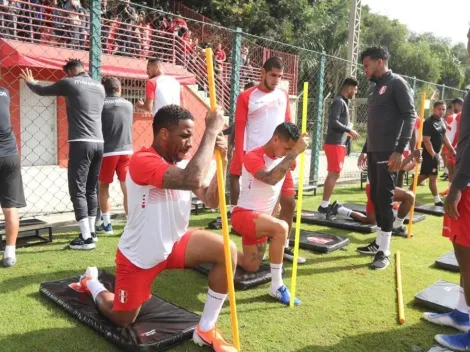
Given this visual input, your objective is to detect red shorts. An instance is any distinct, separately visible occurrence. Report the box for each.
[324,144,347,173]
[281,171,295,196]
[402,150,410,159]
[365,183,374,213]
[443,188,470,247]
[113,230,193,311]
[231,207,268,246]
[99,154,131,183]
[447,155,456,165]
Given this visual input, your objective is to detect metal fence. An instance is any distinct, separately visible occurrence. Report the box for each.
[0,0,467,218]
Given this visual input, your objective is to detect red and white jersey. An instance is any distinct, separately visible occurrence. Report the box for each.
[118,146,191,269]
[237,146,285,215]
[446,114,458,146]
[451,113,461,148]
[146,75,182,116]
[232,86,291,173]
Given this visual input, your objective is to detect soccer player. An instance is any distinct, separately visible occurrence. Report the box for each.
[232,122,308,305]
[426,79,470,352]
[136,58,183,115]
[410,101,456,206]
[230,56,305,264]
[96,78,134,235]
[319,77,361,214]
[440,104,456,181]
[20,60,105,250]
[0,87,26,267]
[331,149,421,241]
[75,105,237,351]
[357,46,416,270]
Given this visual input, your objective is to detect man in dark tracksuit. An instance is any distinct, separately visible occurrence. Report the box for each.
[0,87,26,267]
[96,78,133,235]
[319,77,360,215]
[356,46,416,270]
[20,60,105,251]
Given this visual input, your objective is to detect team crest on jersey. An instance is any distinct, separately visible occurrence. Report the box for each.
[379,86,387,95]
[118,289,128,304]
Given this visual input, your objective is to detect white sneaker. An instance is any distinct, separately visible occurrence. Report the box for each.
[82,266,99,281]
[283,248,306,264]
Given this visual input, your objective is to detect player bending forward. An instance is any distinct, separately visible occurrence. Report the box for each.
[75,105,238,352]
[232,122,308,305]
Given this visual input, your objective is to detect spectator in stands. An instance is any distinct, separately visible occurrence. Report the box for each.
[139,11,150,59]
[214,43,226,62]
[115,0,137,54]
[4,0,22,38]
[78,0,89,48]
[241,44,249,65]
[64,0,81,49]
[169,13,187,36]
[18,0,42,41]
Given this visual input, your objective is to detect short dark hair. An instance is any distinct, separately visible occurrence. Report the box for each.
[103,77,121,95]
[451,97,464,105]
[342,77,358,88]
[244,81,256,90]
[263,57,284,72]
[360,46,390,63]
[148,57,163,65]
[63,58,84,71]
[447,104,453,110]
[433,100,445,108]
[273,122,300,142]
[152,105,194,135]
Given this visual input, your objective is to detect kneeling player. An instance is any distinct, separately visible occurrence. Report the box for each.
[231,122,308,306]
[74,106,237,351]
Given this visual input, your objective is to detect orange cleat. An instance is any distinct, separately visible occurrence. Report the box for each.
[193,324,237,352]
[440,188,449,196]
[69,267,98,294]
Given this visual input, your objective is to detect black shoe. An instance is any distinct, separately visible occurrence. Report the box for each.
[392,226,407,238]
[325,201,340,220]
[283,247,306,264]
[208,218,222,230]
[369,251,390,270]
[435,201,444,207]
[440,172,448,179]
[91,232,98,243]
[356,240,379,255]
[317,205,330,214]
[69,234,96,250]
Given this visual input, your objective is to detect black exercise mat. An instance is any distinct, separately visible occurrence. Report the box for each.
[414,280,458,313]
[341,202,426,224]
[194,263,275,290]
[289,229,349,253]
[0,218,47,230]
[415,204,444,217]
[435,251,459,272]
[294,210,377,234]
[40,271,199,352]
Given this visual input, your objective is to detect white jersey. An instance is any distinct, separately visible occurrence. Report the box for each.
[237,146,285,214]
[145,75,181,116]
[118,146,191,269]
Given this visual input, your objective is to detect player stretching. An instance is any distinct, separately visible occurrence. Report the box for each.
[232,122,308,305]
[75,105,237,351]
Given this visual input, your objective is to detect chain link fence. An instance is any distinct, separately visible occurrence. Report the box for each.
[0,0,467,218]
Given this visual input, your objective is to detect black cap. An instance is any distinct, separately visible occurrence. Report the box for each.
[451,98,464,104]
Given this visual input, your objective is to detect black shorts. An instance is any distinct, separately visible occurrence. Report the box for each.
[0,154,26,208]
[420,154,439,176]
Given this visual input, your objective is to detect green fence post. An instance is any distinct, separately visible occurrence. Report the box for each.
[441,84,446,100]
[229,28,242,125]
[89,0,101,81]
[310,52,326,185]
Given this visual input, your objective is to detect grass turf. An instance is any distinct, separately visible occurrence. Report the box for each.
[0,179,458,352]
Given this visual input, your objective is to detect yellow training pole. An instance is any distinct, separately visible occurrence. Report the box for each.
[204,48,241,351]
[290,82,309,308]
[407,92,426,239]
[396,251,405,324]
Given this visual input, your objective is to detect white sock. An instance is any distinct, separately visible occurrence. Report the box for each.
[102,213,111,226]
[375,227,382,247]
[456,287,468,314]
[4,245,16,259]
[434,195,442,203]
[229,205,235,214]
[88,216,96,233]
[78,218,91,240]
[199,289,227,332]
[379,231,391,255]
[285,239,290,248]
[393,217,405,229]
[337,206,352,217]
[86,279,107,302]
[320,200,330,208]
[270,263,284,291]
[445,167,449,174]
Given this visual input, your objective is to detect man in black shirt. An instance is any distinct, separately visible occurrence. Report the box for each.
[318,77,360,214]
[356,46,416,270]
[20,59,105,251]
[410,101,455,206]
[0,87,26,267]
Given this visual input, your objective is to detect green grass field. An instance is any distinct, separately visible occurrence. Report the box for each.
[0,179,458,352]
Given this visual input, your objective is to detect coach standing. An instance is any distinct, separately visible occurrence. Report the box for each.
[20,59,105,251]
[356,47,416,270]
